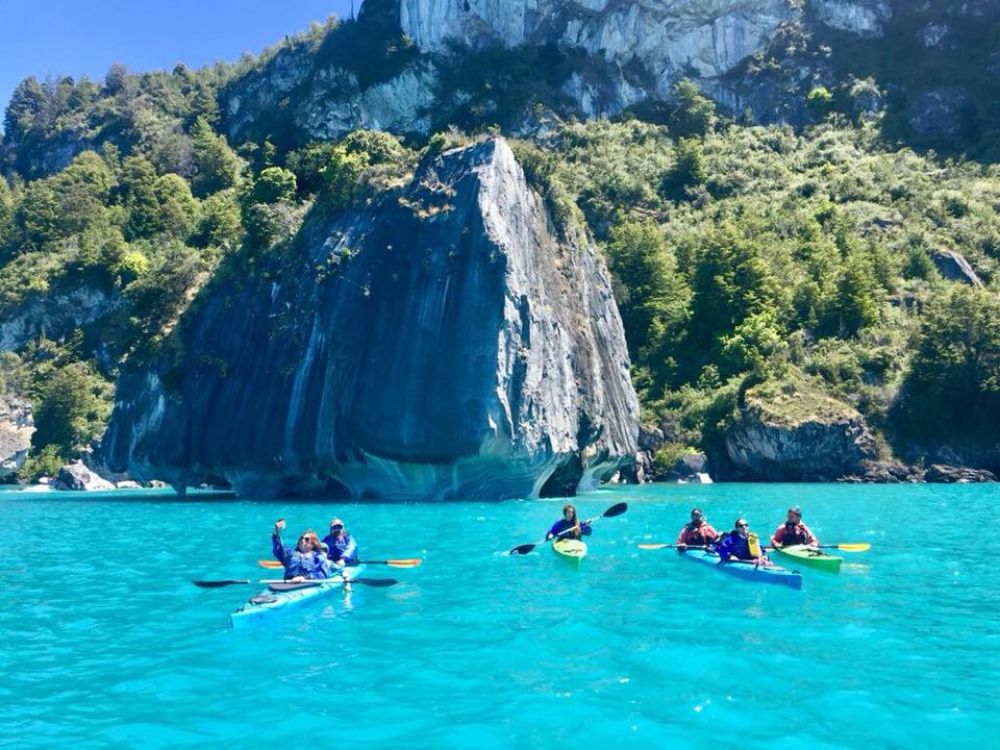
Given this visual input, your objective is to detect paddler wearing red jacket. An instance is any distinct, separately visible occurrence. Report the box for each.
[676,508,719,549]
[771,506,819,547]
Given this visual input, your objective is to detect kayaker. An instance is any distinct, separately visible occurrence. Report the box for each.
[322,517,359,568]
[546,503,592,541]
[676,508,719,549]
[272,520,334,581]
[771,506,819,547]
[714,518,770,565]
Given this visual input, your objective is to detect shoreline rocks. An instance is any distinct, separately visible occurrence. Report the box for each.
[52,461,115,491]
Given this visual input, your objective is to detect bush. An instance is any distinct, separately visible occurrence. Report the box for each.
[31,361,114,455]
[253,167,298,204]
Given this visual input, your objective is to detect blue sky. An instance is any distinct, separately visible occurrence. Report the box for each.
[1,0,357,119]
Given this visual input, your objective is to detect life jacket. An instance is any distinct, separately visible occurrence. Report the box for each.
[780,522,810,546]
[748,532,762,558]
[684,522,712,545]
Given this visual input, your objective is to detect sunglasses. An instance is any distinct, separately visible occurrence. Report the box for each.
[736,522,748,528]
[330,524,344,531]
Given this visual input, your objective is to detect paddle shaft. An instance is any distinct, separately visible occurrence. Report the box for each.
[259,558,420,569]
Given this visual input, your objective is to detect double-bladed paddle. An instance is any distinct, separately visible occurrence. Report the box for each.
[508,501,628,556]
[258,558,422,570]
[193,576,398,589]
[638,542,871,552]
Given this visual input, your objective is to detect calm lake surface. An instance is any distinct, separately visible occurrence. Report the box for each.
[2,482,998,748]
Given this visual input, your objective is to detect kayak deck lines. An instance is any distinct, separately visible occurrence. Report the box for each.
[771,544,843,573]
[230,565,365,629]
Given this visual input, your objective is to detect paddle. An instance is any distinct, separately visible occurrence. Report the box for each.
[508,502,628,556]
[193,577,398,589]
[258,558,422,570]
[638,542,870,552]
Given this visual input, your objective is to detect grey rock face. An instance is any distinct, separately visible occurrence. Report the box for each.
[0,396,33,480]
[725,404,878,481]
[402,0,795,84]
[53,460,115,491]
[918,22,951,49]
[102,138,639,500]
[932,250,983,287]
[0,287,120,352]
[812,0,891,38]
[908,88,970,138]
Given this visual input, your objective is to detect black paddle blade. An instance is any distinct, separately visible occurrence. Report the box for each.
[193,579,248,588]
[351,577,398,587]
[602,502,628,518]
[509,544,536,556]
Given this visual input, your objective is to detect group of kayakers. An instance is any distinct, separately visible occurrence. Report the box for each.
[272,517,359,581]
[675,506,819,564]
[271,504,820,579]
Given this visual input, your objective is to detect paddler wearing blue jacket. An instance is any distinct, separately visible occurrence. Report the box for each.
[321,517,359,567]
[714,518,771,565]
[546,503,592,541]
[272,520,334,580]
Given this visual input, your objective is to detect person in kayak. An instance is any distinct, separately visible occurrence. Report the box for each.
[714,518,771,565]
[771,506,819,547]
[272,520,334,581]
[322,517,359,568]
[546,503,592,541]
[676,507,719,549]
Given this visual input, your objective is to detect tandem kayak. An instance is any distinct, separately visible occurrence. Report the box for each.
[230,565,364,629]
[678,549,802,590]
[553,538,587,565]
[771,545,843,572]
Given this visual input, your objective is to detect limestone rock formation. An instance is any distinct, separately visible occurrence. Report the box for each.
[102,138,639,500]
[724,382,878,481]
[812,0,891,38]
[0,396,33,481]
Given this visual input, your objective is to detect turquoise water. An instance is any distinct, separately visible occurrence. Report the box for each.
[2,483,998,748]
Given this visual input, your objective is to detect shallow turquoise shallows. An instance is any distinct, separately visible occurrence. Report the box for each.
[2,483,999,748]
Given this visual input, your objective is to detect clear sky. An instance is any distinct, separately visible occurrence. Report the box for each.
[0,0,358,121]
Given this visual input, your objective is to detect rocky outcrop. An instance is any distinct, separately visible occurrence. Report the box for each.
[102,138,639,500]
[932,250,983,287]
[0,287,121,352]
[812,0,891,38]
[724,382,878,481]
[908,88,971,138]
[402,0,795,84]
[924,464,996,483]
[222,0,944,143]
[0,396,33,481]
[52,460,115,491]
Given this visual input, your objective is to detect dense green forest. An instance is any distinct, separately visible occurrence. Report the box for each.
[1,12,999,481]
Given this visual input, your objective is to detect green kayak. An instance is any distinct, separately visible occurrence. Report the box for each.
[772,544,843,573]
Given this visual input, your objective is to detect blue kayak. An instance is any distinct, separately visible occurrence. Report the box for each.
[678,549,802,590]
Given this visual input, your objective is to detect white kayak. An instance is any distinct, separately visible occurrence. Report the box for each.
[230,565,364,629]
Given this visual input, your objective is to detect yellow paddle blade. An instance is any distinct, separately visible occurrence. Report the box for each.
[259,560,284,569]
[836,543,871,552]
[638,543,670,550]
[384,558,423,568]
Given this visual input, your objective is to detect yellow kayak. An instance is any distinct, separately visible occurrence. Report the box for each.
[552,538,587,564]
